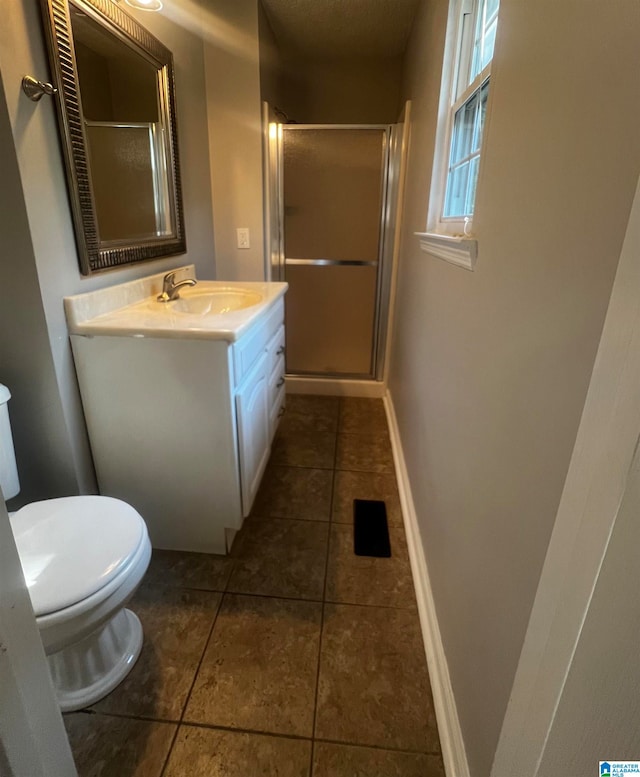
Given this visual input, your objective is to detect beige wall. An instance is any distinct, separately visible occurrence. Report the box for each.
[391,1,640,775]
[257,0,403,125]
[258,0,283,110]
[0,72,78,507]
[203,0,266,281]
[280,56,402,124]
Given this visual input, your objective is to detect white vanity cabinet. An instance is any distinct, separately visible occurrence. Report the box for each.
[233,300,286,513]
[70,296,286,555]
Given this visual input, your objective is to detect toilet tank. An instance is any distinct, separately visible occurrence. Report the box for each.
[0,385,20,500]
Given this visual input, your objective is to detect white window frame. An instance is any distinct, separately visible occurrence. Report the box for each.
[421,0,497,259]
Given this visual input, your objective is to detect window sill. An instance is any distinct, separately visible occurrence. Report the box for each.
[416,232,477,271]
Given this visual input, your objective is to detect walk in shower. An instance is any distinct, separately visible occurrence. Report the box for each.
[266,122,404,382]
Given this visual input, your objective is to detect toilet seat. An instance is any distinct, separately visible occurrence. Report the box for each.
[10,496,146,616]
[36,527,150,634]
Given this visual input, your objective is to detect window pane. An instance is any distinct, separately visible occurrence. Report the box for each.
[444,79,489,218]
[480,19,497,71]
[455,8,475,97]
[465,156,480,216]
[444,161,470,218]
[471,81,489,153]
[450,91,478,165]
[471,0,499,81]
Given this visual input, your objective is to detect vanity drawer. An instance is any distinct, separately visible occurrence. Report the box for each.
[269,383,287,440]
[233,300,284,386]
[263,298,285,340]
[269,354,286,403]
[267,326,285,369]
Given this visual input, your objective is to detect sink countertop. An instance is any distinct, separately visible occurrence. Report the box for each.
[64,266,288,342]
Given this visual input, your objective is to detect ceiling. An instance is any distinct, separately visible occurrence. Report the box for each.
[260,0,421,60]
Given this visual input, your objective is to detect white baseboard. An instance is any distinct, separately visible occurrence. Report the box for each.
[384,391,470,777]
[285,376,386,398]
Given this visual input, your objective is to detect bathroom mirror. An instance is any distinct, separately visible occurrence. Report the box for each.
[40,0,186,274]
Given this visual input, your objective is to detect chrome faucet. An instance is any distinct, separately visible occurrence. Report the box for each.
[157,270,197,302]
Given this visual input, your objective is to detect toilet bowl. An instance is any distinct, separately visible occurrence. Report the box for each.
[10,496,152,712]
[0,385,151,711]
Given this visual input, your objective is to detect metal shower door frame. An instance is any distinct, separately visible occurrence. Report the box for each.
[275,123,394,381]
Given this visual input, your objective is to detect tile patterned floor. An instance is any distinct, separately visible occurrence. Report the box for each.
[66,396,445,777]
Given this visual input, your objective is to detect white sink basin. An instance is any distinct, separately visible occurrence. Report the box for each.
[64,267,288,342]
[154,288,263,316]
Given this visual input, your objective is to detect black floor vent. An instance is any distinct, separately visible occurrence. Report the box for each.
[353,499,391,558]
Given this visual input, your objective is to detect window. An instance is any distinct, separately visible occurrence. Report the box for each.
[439,0,499,227]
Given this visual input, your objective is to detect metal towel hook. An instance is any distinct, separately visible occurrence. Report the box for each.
[22,75,57,102]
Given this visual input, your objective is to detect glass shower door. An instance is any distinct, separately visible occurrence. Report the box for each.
[281,127,387,377]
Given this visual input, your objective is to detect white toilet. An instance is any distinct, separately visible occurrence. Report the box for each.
[0,384,152,712]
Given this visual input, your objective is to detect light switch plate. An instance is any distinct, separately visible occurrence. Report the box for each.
[236,228,250,249]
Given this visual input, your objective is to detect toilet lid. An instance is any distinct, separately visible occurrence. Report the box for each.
[10,496,146,617]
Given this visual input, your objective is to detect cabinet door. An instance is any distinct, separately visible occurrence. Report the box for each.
[236,353,270,516]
